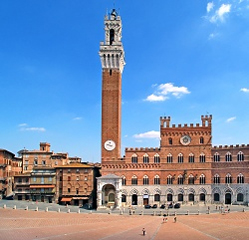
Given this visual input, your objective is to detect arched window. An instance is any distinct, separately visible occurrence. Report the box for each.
[199,174,206,184]
[167,153,173,163]
[237,151,244,161]
[169,138,173,145]
[178,153,183,163]
[237,173,244,184]
[213,152,220,162]
[110,29,115,45]
[131,175,137,185]
[189,153,194,163]
[199,153,205,163]
[213,174,220,184]
[225,152,232,162]
[122,176,126,185]
[143,175,149,185]
[154,194,160,201]
[167,175,173,185]
[188,174,195,184]
[154,154,160,163]
[200,137,204,144]
[225,173,232,184]
[154,175,160,185]
[178,175,184,185]
[143,154,149,164]
[131,154,138,164]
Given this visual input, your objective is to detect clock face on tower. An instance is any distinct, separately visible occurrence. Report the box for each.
[180,135,191,145]
[104,140,116,151]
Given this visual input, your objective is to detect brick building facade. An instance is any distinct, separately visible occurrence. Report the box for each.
[97,9,249,209]
[55,163,100,208]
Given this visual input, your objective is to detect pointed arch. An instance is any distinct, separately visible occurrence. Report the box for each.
[225,152,232,162]
[187,188,195,194]
[167,175,173,184]
[213,152,220,162]
[143,175,149,185]
[178,153,184,163]
[189,153,195,163]
[154,175,160,185]
[199,152,205,163]
[131,154,138,163]
[143,153,149,164]
[130,188,139,195]
[237,151,244,161]
[167,153,173,163]
[141,188,150,195]
[131,175,138,185]
[199,174,206,184]
[154,153,160,163]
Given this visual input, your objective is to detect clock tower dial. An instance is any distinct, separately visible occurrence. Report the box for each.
[104,140,116,151]
[180,135,191,145]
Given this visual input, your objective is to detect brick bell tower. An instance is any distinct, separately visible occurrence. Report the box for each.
[99,9,125,163]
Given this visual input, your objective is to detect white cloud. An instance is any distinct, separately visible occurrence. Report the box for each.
[226,117,236,123]
[73,117,82,121]
[18,123,46,132]
[133,130,160,139]
[20,127,46,132]
[158,83,190,96]
[145,83,190,102]
[209,3,232,23]
[207,2,214,13]
[145,94,167,102]
[240,87,249,92]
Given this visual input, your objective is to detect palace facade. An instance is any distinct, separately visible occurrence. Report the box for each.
[97,9,249,209]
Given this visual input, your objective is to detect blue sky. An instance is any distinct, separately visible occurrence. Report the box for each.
[1,0,249,162]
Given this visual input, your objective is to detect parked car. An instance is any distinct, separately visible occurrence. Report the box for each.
[144,204,151,209]
[174,203,181,209]
[152,204,157,209]
[160,204,166,209]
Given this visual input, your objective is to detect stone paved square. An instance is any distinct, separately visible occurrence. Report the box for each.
[0,208,248,240]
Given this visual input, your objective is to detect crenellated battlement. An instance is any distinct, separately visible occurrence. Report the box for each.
[213,144,249,149]
[102,163,161,169]
[125,147,160,152]
[160,115,212,129]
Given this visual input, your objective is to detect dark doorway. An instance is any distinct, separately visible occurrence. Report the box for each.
[214,193,220,202]
[143,194,149,205]
[167,194,173,202]
[132,194,138,205]
[225,193,231,204]
[178,194,183,201]
[189,193,194,201]
[200,193,205,202]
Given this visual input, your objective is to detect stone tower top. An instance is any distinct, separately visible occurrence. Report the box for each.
[99,9,125,73]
